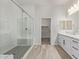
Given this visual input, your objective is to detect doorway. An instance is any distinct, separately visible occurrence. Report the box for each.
[41,18,51,45]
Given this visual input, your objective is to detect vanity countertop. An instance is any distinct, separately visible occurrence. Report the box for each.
[58,32,79,40]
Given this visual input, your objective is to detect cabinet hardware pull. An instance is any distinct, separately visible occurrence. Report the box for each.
[63,40,65,45]
[72,55,78,59]
[72,40,78,44]
[72,46,79,51]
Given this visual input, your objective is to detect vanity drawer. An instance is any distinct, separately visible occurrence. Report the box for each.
[72,40,79,44]
[72,46,79,52]
[72,54,79,59]
[71,46,79,59]
[71,39,79,59]
[72,39,79,48]
[72,47,79,56]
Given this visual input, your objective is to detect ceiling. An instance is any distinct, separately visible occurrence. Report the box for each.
[15,0,76,7]
[15,0,77,17]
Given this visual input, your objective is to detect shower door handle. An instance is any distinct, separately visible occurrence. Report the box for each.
[25,28,27,30]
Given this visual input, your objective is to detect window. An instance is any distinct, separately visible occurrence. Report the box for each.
[59,20,72,30]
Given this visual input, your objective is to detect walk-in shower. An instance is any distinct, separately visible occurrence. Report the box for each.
[11,0,33,46]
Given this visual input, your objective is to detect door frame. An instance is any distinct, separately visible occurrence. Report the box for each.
[41,17,51,45]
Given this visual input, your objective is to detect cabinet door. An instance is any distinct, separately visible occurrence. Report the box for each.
[62,36,72,56]
[61,38,64,48]
[58,35,63,47]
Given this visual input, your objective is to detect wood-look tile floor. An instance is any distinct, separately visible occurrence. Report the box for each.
[55,45,72,59]
[42,38,50,44]
[23,45,62,59]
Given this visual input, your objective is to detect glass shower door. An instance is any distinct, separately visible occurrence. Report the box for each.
[18,11,33,46]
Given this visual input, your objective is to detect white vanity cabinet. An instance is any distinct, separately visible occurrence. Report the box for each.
[57,34,72,56]
[71,39,79,59]
[57,33,79,59]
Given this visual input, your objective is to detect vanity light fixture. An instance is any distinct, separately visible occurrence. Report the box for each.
[68,1,79,15]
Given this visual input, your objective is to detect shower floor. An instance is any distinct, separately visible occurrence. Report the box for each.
[4,46,30,59]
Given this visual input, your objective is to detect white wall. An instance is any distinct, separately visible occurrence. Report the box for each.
[0,0,22,54]
[51,6,67,45]
[34,5,66,45]
[42,19,51,26]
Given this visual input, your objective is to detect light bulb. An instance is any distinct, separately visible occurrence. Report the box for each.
[68,9,71,12]
[74,4,77,8]
[68,0,79,15]
[78,0,79,5]
[71,7,74,10]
